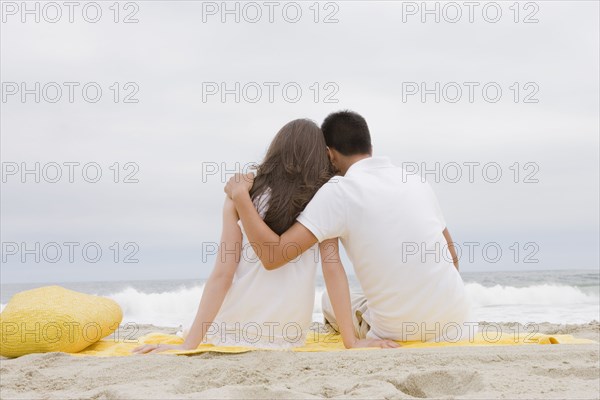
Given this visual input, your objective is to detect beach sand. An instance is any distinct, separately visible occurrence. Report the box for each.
[1,322,598,400]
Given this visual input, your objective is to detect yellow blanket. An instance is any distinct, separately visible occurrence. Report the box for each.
[74,331,596,357]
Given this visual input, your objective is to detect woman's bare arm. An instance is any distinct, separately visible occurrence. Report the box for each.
[181,197,242,349]
[133,197,242,354]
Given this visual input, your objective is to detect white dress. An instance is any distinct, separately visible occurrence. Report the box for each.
[203,194,319,349]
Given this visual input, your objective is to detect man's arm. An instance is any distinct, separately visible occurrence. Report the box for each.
[320,239,357,348]
[231,189,318,270]
[320,239,399,349]
[443,228,459,271]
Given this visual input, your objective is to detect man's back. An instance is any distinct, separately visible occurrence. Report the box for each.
[298,156,473,341]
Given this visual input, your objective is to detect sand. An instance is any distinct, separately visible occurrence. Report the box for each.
[1,322,598,400]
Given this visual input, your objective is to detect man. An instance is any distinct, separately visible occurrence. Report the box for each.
[225,110,473,348]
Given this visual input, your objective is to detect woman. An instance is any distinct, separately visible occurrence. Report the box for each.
[133,119,333,353]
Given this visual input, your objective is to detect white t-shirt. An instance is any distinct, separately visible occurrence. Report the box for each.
[205,192,319,349]
[297,157,474,342]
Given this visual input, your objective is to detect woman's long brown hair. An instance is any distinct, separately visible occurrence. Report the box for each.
[250,119,334,235]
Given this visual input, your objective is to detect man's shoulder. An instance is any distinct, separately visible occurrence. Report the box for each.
[325,175,345,185]
[303,175,347,208]
[315,175,347,195]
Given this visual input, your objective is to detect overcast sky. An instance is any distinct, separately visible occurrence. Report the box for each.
[1,1,598,283]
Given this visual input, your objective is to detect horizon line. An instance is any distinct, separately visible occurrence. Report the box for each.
[1,267,599,286]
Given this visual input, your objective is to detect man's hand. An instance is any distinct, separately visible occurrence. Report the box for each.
[132,343,194,354]
[349,338,400,349]
[224,173,254,200]
[223,195,238,218]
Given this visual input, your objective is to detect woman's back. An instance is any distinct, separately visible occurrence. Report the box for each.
[206,194,318,348]
[137,119,332,354]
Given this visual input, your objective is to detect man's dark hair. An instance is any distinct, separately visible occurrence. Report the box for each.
[321,110,372,156]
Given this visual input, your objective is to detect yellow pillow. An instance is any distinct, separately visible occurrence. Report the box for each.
[0,285,122,358]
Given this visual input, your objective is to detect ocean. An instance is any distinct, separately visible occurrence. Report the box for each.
[1,270,598,327]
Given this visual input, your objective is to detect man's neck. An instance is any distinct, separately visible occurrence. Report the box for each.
[339,154,371,176]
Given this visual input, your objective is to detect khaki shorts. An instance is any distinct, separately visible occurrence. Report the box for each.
[321,291,370,339]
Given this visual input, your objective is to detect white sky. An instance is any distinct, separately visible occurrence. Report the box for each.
[1,1,598,283]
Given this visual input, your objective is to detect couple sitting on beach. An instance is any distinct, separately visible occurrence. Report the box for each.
[133,110,473,354]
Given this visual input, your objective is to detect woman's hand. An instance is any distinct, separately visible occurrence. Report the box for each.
[131,343,193,354]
